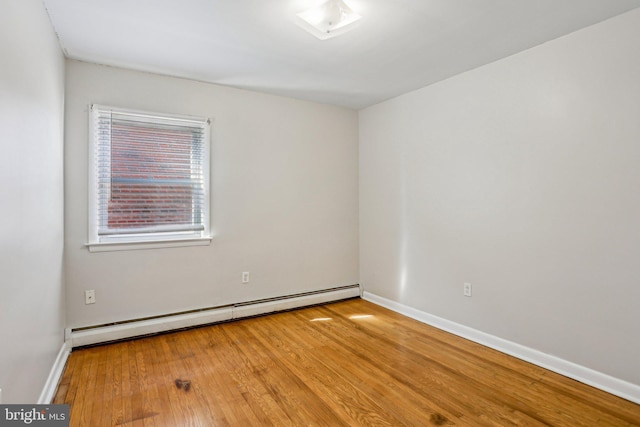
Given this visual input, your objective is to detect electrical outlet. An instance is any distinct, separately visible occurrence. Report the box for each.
[463,283,472,297]
[85,290,96,304]
[242,272,250,284]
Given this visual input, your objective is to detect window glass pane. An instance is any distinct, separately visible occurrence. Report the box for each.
[90,105,210,244]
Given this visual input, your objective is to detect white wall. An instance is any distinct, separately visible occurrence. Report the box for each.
[65,60,359,328]
[0,0,66,403]
[360,8,640,386]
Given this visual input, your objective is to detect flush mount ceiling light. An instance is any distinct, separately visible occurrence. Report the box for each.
[296,0,362,40]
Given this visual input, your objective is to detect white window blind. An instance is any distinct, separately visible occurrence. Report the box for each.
[89,105,210,246]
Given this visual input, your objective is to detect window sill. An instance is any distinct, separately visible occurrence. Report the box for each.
[86,236,212,253]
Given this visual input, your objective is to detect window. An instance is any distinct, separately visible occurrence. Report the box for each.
[88,105,211,251]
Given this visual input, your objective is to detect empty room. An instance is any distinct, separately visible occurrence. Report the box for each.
[1,0,640,425]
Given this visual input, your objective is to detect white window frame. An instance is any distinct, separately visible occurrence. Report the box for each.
[86,104,212,252]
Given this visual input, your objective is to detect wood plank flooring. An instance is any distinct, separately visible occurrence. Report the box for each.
[53,298,640,426]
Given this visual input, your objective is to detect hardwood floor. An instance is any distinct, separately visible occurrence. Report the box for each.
[53,298,640,426]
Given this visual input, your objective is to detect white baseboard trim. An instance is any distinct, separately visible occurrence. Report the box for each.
[363,291,640,405]
[38,343,70,404]
[70,285,360,348]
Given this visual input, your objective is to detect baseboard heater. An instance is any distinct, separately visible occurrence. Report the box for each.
[67,284,360,348]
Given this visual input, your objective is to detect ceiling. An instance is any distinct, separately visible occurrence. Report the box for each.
[43,0,640,109]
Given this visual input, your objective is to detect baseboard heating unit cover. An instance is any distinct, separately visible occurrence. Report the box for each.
[68,284,360,348]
